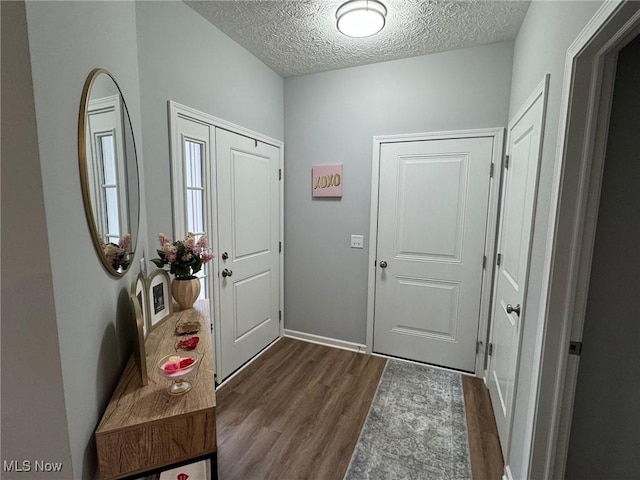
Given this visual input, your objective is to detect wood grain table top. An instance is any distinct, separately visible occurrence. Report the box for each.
[96,299,215,435]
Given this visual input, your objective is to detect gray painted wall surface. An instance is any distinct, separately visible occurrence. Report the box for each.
[283,41,513,344]
[1,2,73,477]
[9,2,283,476]
[565,34,640,480]
[504,2,603,478]
[135,1,284,256]
[24,2,147,477]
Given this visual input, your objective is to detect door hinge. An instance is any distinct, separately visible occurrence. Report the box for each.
[279,310,282,321]
[569,341,583,356]
[488,343,494,356]
[483,255,487,269]
[497,253,502,266]
[279,168,282,181]
[279,241,282,253]
[505,154,510,169]
[489,163,495,178]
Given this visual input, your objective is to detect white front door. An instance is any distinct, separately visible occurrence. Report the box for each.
[373,136,494,372]
[216,128,281,380]
[487,77,548,454]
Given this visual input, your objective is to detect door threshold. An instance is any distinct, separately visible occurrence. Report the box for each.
[371,351,477,377]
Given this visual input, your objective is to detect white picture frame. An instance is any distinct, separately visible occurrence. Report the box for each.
[146,269,173,331]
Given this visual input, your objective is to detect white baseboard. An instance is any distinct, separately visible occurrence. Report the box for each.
[284,329,366,353]
[503,464,514,480]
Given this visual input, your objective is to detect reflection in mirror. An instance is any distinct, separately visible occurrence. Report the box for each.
[79,68,139,276]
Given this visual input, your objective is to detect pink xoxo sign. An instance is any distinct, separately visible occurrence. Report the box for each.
[312,164,343,198]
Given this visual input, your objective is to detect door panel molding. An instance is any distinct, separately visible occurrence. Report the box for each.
[366,128,505,375]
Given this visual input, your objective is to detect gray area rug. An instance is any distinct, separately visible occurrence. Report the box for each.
[345,359,472,480]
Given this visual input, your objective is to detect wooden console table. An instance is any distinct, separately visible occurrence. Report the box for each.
[96,301,217,479]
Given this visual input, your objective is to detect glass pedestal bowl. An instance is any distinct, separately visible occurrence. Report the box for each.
[157,353,200,395]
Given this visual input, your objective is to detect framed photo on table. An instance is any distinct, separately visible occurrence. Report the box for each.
[146,269,173,331]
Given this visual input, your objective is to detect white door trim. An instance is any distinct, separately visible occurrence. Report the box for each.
[168,101,285,379]
[366,128,504,375]
[522,2,640,478]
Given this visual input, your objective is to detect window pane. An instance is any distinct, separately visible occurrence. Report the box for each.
[184,140,203,188]
[186,188,204,234]
[104,187,120,236]
[101,135,117,185]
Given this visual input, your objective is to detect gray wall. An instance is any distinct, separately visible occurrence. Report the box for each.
[504,1,603,478]
[6,2,284,477]
[23,1,147,477]
[136,1,284,255]
[283,41,514,344]
[1,2,73,477]
[565,33,640,480]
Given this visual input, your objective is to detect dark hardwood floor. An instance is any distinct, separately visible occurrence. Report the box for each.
[216,337,503,479]
[463,375,505,479]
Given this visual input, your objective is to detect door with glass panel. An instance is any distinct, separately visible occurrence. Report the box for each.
[170,105,282,383]
[86,95,128,244]
[173,116,214,299]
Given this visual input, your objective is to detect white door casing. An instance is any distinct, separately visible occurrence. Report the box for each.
[373,134,497,372]
[215,129,281,380]
[487,75,549,457]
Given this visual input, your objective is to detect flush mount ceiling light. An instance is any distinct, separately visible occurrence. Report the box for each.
[336,0,387,38]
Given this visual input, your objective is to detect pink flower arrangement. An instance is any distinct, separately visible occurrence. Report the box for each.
[103,234,132,272]
[151,233,214,278]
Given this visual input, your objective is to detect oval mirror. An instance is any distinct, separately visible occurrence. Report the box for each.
[78,68,139,276]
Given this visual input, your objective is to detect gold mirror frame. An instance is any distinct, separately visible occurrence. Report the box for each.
[78,68,140,277]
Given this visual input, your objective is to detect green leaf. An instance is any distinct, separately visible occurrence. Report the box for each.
[150,258,165,268]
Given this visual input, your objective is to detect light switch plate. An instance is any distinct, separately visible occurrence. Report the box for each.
[350,234,364,249]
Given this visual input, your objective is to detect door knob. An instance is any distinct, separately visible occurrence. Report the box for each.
[221,252,229,260]
[222,269,233,278]
[379,260,388,269]
[506,304,521,316]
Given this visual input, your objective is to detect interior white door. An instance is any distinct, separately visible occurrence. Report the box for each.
[487,80,547,454]
[374,137,494,372]
[216,128,280,380]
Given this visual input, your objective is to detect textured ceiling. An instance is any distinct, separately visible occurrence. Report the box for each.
[186,0,530,78]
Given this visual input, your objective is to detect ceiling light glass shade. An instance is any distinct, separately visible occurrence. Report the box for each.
[336,0,387,38]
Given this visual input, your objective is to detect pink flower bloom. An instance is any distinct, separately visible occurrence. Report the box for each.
[182,252,193,262]
[162,244,178,263]
[158,233,171,246]
[119,234,131,251]
[196,235,209,249]
[201,252,215,263]
[184,233,196,250]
